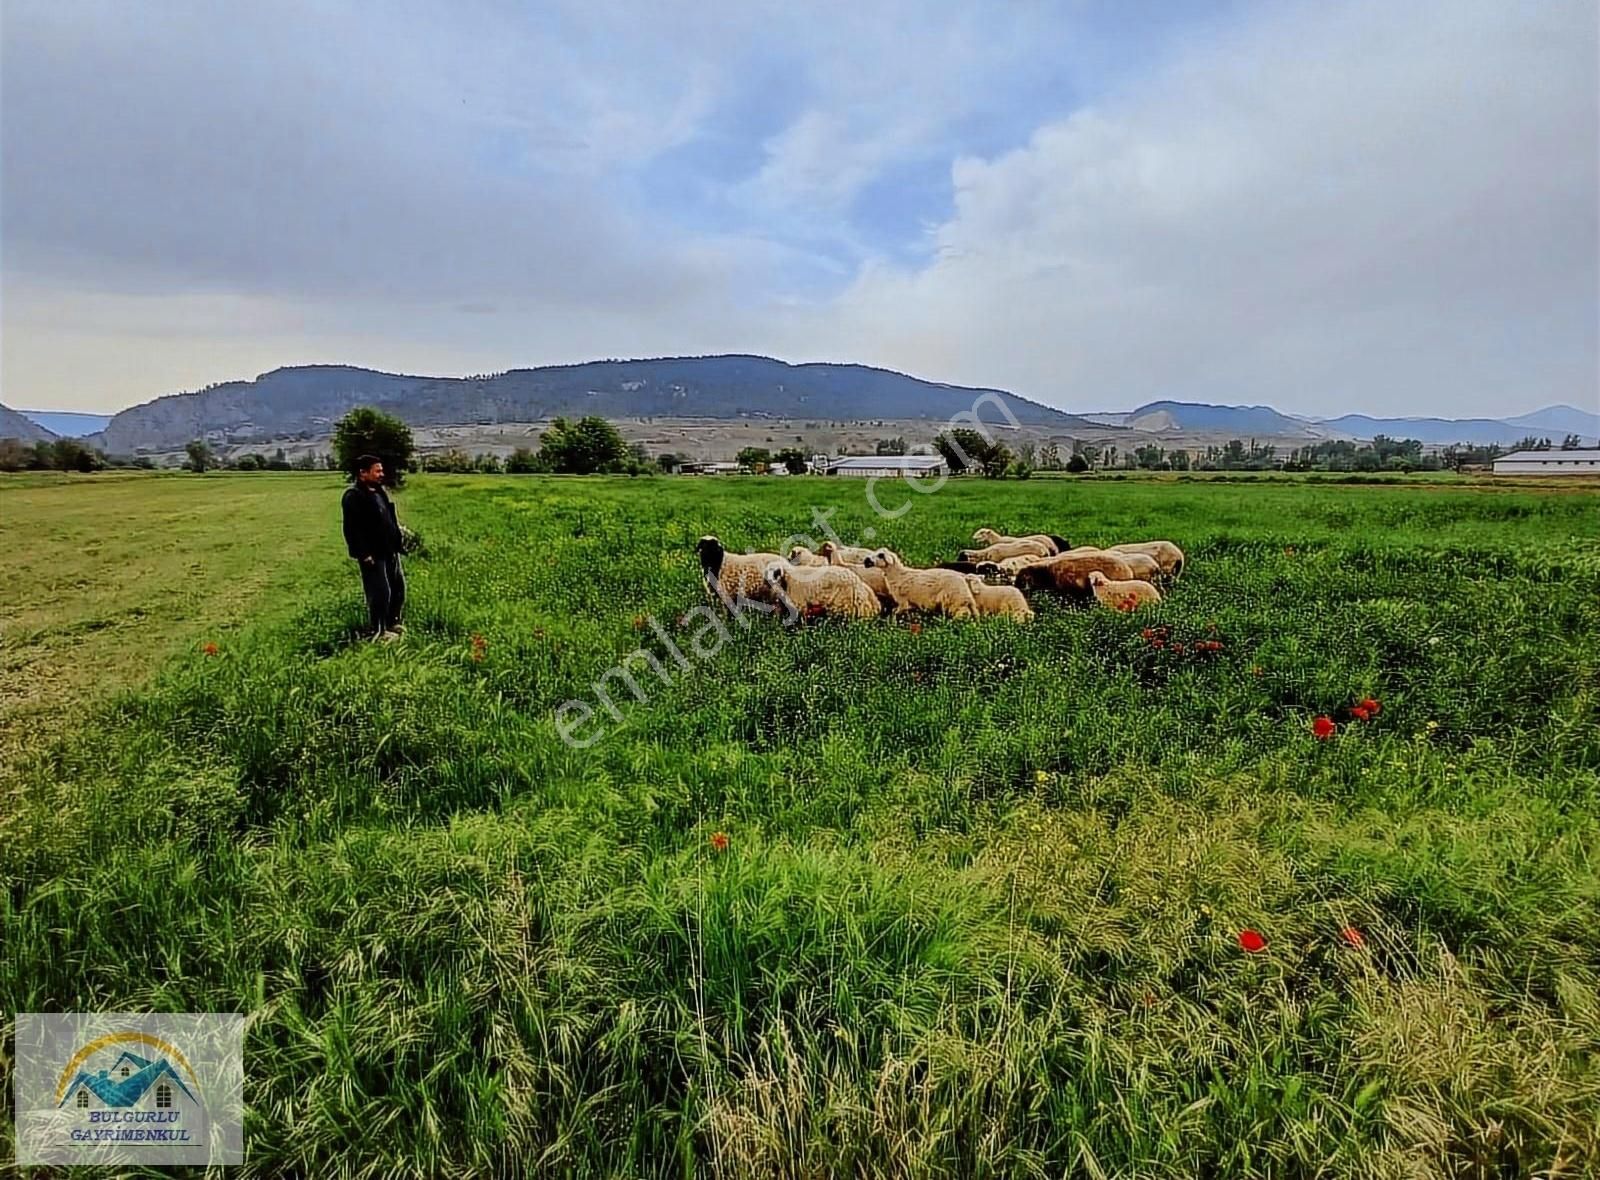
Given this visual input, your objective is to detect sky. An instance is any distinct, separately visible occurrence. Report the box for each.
[2,0,1596,418]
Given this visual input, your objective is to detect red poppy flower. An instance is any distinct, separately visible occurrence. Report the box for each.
[632,615,646,630]
[1238,929,1267,953]
[1350,706,1370,722]
[1340,926,1366,949]
[1171,642,1186,655]
[803,602,826,619]
[1312,716,1336,740]
[201,642,219,656]
[1142,628,1156,641]
[1360,697,1381,715]
[1151,638,1165,649]
[908,622,923,635]
[709,831,729,853]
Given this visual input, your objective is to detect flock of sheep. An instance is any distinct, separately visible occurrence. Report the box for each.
[695,528,1186,623]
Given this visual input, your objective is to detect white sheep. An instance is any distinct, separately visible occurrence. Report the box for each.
[1107,541,1185,578]
[849,562,898,612]
[787,545,831,567]
[818,540,885,566]
[1112,551,1162,581]
[976,553,1051,579]
[696,536,785,609]
[972,528,1070,554]
[1087,570,1162,611]
[963,575,1034,621]
[764,563,881,620]
[958,538,1054,563]
[861,549,978,618]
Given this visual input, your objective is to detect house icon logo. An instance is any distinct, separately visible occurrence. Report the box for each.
[51,1031,207,1147]
[15,1012,244,1165]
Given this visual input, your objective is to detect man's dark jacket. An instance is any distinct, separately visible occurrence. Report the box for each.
[342,483,403,560]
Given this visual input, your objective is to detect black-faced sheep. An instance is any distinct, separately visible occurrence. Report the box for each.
[1108,541,1185,578]
[963,574,1034,621]
[696,536,785,609]
[861,549,978,618]
[971,528,1070,555]
[1087,569,1162,611]
[764,563,881,620]
[1013,550,1138,601]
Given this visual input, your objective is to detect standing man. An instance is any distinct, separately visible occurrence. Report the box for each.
[341,455,406,642]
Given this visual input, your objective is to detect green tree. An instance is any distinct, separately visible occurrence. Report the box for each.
[50,438,104,472]
[185,440,215,472]
[538,416,631,474]
[874,437,907,456]
[332,406,415,485]
[506,446,543,474]
[736,446,772,470]
[1561,434,1583,450]
[775,447,809,474]
[933,428,1001,474]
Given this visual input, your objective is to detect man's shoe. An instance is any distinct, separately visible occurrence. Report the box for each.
[376,629,401,644]
[390,623,406,634]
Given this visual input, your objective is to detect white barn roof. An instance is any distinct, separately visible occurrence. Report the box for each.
[1495,449,1600,462]
[828,455,945,470]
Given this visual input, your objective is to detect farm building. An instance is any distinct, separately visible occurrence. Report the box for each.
[1492,449,1600,475]
[825,455,947,478]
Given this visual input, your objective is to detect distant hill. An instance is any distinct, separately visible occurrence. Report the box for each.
[1315,413,1581,447]
[1502,404,1600,438]
[0,403,58,443]
[95,355,1107,453]
[1111,400,1334,437]
[18,410,113,437]
[1085,399,1599,447]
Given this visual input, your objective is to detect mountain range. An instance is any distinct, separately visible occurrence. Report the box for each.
[6,357,1597,454]
[78,356,1099,454]
[1084,399,1600,446]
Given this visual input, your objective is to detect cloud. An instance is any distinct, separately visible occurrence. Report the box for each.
[799,0,1598,417]
[2,0,1594,419]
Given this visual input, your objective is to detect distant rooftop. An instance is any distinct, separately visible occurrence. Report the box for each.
[828,455,946,469]
[1495,450,1600,461]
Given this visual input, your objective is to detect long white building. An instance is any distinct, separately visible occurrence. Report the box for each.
[824,455,947,478]
[1492,449,1600,475]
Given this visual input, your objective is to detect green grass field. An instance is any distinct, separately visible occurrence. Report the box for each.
[4,472,1599,1177]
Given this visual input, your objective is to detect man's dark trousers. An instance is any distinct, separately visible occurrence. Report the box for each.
[360,555,405,634]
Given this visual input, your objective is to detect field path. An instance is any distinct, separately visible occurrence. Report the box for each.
[0,472,345,759]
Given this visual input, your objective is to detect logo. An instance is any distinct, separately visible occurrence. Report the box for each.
[13,1013,244,1166]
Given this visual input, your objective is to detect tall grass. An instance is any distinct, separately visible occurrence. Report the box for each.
[3,476,1598,1176]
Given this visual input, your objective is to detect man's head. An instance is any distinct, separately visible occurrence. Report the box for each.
[355,455,384,486]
